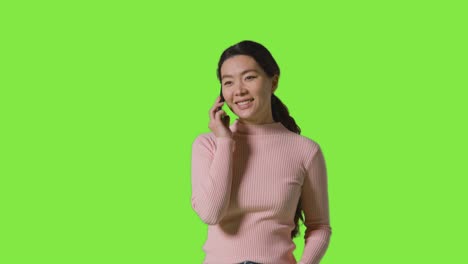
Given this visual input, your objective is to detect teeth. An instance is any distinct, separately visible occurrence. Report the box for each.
[237,99,253,105]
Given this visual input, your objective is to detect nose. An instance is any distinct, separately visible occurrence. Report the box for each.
[234,81,248,96]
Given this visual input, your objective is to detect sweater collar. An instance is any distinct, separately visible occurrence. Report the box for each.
[231,118,289,135]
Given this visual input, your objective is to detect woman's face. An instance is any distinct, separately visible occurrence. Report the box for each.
[220,55,278,125]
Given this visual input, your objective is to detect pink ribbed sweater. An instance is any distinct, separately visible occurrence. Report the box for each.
[191,119,331,264]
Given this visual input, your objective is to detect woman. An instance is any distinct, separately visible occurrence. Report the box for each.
[191,40,332,264]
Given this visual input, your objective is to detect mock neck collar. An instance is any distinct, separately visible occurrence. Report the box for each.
[230,118,290,136]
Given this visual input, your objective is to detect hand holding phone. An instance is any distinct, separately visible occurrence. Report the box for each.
[209,94,232,138]
[218,90,230,126]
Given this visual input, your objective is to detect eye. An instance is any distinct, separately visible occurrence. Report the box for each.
[223,81,233,86]
[245,75,257,80]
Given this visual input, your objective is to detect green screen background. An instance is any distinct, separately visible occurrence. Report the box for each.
[1,0,467,263]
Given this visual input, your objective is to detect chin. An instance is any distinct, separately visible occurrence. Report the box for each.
[235,110,254,119]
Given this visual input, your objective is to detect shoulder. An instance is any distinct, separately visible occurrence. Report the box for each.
[298,135,327,171]
[191,132,217,157]
[291,134,324,165]
[192,132,236,155]
[284,132,321,153]
[192,132,216,148]
[300,135,321,151]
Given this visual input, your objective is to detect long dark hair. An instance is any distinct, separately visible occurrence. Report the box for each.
[216,40,304,238]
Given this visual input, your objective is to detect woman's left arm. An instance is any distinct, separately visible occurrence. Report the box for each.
[298,144,332,264]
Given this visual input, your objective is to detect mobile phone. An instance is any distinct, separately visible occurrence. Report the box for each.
[218,88,228,123]
[217,88,225,111]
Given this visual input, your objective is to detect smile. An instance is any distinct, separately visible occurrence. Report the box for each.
[235,98,254,105]
[235,98,254,110]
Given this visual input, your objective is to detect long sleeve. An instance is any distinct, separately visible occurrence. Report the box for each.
[298,145,332,264]
[190,134,235,225]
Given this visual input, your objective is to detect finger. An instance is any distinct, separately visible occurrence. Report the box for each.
[209,101,225,120]
[209,106,221,121]
[214,95,222,104]
[209,99,222,116]
[209,106,214,120]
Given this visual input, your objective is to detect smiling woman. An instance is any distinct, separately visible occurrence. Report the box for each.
[190,40,332,264]
[219,55,278,125]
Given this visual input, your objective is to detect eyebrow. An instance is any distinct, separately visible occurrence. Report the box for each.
[221,69,258,80]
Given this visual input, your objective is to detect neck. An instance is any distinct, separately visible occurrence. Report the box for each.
[237,119,275,125]
[230,118,289,135]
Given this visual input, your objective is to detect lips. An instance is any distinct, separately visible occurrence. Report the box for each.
[235,98,254,104]
[235,98,254,110]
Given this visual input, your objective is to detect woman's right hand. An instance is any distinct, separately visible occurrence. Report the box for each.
[209,96,232,138]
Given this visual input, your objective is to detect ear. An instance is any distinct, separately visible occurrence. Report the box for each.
[271,74,279,93]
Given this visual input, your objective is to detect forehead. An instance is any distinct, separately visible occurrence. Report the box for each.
[220,55,261,75]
